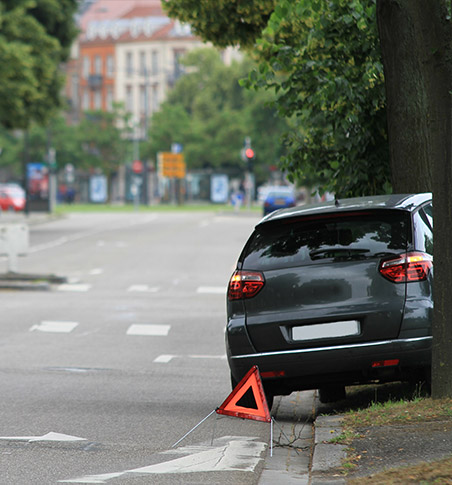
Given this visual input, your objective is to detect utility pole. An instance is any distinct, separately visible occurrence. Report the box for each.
[242,137,255,209]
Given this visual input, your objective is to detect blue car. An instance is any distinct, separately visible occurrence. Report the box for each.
[263,189,296,215]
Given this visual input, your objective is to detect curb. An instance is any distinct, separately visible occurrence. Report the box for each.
[311,415,347,484]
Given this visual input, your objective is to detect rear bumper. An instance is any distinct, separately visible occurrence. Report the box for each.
[228,336,432,393]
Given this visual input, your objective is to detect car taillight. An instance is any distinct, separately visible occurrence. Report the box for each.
[228,270,265,300]
[379,252,432,283]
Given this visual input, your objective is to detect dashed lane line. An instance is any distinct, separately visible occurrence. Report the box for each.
[153,354,226,363]
[127,285,160,293]
[126,324,170,336]
[30,321,79,333]
[57,283,92,292]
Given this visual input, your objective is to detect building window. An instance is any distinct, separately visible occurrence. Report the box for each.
[139,51,146,76]
[126,52,133,77]
[126,85,133,112]
[82,89,90,110]
[151,50,158,75]
[152,84,159,112]
[93,90,102,110]
[82,56,90,79]
[173,50,186,80]
[94,55,102,75]
[71,74,79,106]
[106,87,114,111]
[106,55,114,78]
[139,85,146,114]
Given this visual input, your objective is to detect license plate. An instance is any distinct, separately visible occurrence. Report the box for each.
[275,198,286,205]
[292,320,360,341]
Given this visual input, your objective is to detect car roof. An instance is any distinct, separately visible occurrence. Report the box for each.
[266,189,295,197]
[258,193,432,225]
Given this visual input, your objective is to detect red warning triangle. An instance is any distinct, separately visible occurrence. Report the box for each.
[216,366,271,423]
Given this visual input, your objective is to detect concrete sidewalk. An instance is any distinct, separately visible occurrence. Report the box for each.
[259,391,346,485]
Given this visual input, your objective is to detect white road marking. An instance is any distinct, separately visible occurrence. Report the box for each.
[57,283,92,292]
[60,436,266,483]
[127,285,159,293]
[0,432,86,443]
[189,354,227,360]
[126,324,170,336]
[153,355,176,363]
[153,354,225,363]
[30,321,79,333]
[89,268,103,275]
[67,277,81,284]
[28,215,159,254]
[196,286,225,294]
[59,472,124,483]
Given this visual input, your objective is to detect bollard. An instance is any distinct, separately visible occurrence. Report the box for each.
[0,224,29,273]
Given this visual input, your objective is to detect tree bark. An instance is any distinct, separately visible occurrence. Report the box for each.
[377,0,452,398]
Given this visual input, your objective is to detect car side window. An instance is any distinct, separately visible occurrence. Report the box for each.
[414,206,433,256]
[422,203,433,229]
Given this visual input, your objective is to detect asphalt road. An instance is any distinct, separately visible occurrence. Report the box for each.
[0,210,287,484]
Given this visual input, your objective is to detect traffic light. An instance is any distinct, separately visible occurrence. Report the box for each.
[245,147,255,160]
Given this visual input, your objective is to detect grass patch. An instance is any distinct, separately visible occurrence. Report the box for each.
[329,383,452,482]
[54,203,261,214]
[347,455,452,484]
[342,397,452,428]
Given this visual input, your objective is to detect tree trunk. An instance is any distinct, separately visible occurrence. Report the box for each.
[377,0,452,398]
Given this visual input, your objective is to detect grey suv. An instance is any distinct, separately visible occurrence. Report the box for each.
[226,194,433,407]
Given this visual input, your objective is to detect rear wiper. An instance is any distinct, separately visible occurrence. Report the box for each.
[309,248,370,260]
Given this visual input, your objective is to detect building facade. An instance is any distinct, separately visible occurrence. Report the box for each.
[69,0,206,133]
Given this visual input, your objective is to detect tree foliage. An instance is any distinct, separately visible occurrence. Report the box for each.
[165,0,390,197]
[146,48,289,184]
[0,0,78,129]
[77,106,131,177]
[253,0,389,197]
[163,0,276,48]
[12,105,131,184]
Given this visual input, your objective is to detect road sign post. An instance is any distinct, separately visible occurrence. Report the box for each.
[157,152,186,204]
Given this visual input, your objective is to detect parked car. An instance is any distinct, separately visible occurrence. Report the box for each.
[0,184,26,211]
[262,187,296,216]
[226,193,433,407]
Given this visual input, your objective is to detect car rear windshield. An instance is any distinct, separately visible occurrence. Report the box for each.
[241,210,410,270]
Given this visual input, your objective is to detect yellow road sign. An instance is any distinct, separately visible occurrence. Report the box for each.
[157,152,186,178]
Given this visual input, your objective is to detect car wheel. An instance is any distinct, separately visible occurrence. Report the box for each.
[230,374,274,411]
[318,386,346,404]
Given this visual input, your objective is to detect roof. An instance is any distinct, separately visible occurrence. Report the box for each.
[79,0,164,39]
[259,193,432,224]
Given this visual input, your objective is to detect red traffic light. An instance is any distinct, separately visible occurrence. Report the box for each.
[132,160,143,174]
[245,148,255,159]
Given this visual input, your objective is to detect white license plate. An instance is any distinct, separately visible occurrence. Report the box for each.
[292,320,360,341]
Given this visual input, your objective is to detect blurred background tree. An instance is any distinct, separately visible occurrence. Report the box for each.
[145,48,289,186]
[0,0,78,130]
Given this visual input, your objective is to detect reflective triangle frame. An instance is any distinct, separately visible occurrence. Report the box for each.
[216,365,271,423]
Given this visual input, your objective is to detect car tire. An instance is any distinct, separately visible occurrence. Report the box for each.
[231,374,274,411]
[318,386,346,404]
